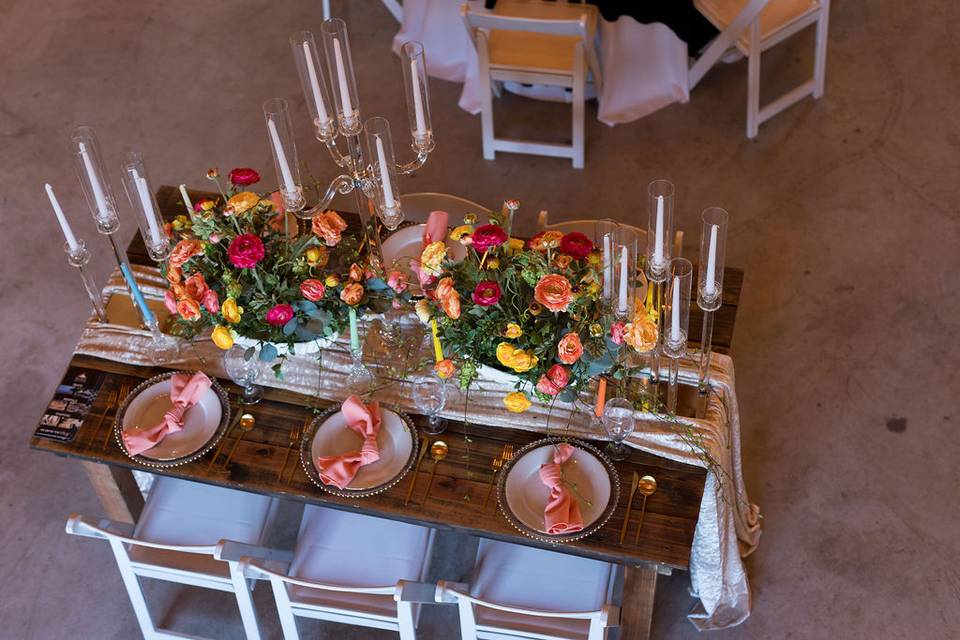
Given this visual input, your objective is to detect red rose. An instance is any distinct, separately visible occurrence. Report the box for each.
[472,280,502,306]
[558,232,593,259]
[227,234,265,269]
[228,167,260,186]
[536,364,570,396]
[265,303,294,326]
[471,224,508,253]
[300,279,326,302]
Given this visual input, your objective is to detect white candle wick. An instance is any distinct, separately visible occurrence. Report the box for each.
[618,246,628,314]
[705,223,718,297]
[179,184,193,214]
[671,275,681,343]
[375,135,395,208]
[303,41,329,122]
[333,38,354,116]
[46,183,79,252]
[654,195,664,265]
[267,117,296,193]
[79,142,109,221]
[410,58,427,136]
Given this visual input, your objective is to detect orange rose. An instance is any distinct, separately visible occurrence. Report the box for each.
[623,315,658,353]
[557,331,583,364]
[168,238,203,267]
[170,283,187,300]
[435,276,456,300]
[176,298,201,321]
[183,273,208,300]
[552,254,573,270]
[340,282,364,305]
[224,191,260,216]
[435,359,456,379]
[165,265,182,285]
[534,274,573,312]
[311,210,348,247]
[348,263,364,282]
[441,290,461,319]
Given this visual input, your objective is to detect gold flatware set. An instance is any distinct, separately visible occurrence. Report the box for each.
[482,443,514,509]
[620,472,658,544]
[91,382,130,449]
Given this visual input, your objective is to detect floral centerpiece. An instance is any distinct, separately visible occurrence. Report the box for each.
[162,167,408,371]
[416,210,647,412]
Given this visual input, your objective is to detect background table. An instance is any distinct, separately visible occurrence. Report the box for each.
[31,186,745,639]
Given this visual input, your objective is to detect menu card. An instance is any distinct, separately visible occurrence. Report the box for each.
[35,368,107,442]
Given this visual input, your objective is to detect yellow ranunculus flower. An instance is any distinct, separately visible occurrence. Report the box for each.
[504,323,522,339]
[325,274,340,287]
[449,225,474,242]
[304,246,329,267]
[503,391,532,413]
[589,322,603,338]
[221,297,243,324]
[463,213,478,225]
[486,258,500,270]
[496,342,538,373]
[586,251,602,267]
[623,314,659,353]
[506,238,525,254]
[420,241,447,276]
[225,191,260,215]
[211,325,234,350]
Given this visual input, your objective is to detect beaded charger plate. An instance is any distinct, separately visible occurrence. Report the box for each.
[497,437,620,543]
[300,404,419,498]
[113,371,231,469]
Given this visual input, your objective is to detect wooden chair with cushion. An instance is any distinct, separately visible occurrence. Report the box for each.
[436,538,621,640]
[461,0,602,168]
[65,476,279,640]
[689,0,830,138]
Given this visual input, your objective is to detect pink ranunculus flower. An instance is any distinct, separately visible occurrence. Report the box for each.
[228,167,260,186]
[536,364,570,396]
[227,233,265,269]
[472,280,502,306]
[265,303,294,326]
[471,224,508,253]
[163,289,178,315]
[387,270,409,293]
[610,321,626,345]
[300,279,326,302]
[534,274,573,312]
[201,289,220,314]
[557,331,583,364]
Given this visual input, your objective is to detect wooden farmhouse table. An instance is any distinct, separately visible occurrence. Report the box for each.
[31,186,743,639]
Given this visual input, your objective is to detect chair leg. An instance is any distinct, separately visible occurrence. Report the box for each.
[457,600,479,640]
[813,5,830,98]
[108,539,161,639]
[397,601,416,640]
[572,48,586,169]
[229,562,262,640]
[270,578,301,640]
[746,19,761,139]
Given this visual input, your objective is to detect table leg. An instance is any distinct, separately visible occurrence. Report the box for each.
[618,564,658,640]
[80,461,144,523]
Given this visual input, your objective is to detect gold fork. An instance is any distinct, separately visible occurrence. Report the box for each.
[102,382,130,448]
[87,388,118,446]
[482,455,504,509]
[278,418,307,482]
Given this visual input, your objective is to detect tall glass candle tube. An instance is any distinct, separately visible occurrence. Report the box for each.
[364,116,404,231]
[611,226,640,320]
[121,152,169,262]
[645,179,675,283]
[697,207,729,392]
[70,126,120,234]
[400,41,434,153]
[291,30,337,141]
[321,18,361,135]
[47,184,107,322]
[263,98,306,215]
[664,258,692,412]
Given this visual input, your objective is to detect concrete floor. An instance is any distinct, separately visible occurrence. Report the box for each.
[1,0,958,638]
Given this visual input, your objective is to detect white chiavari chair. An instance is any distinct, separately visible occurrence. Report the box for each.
[537,210,684,259]
[65,476,279,640]
[461,0,603,169]
[323,0,403,23]
[437,538,621,640]
[689,0,830,138]
[223,505,436,640]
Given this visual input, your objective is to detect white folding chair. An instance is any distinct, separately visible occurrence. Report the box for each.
[400,191,492,223]
[225,505,436,640]
[437,538,621,640]
[461,0,603,169]
[689,0,830,138]
[65,476,279,640]
[537,210,684,259]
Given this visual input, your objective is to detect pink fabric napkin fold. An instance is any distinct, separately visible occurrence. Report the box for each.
[410,210,449,288]
[539,443,585,535]
[122,372,213,456]
[315,395,382,489]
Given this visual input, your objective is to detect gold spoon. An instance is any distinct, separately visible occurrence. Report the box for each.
[404,434,430,506]
[634,475,658,544]
[422,440,449,504]
[223,413,255,469]
[619,471,640,544]
[277,424,303,482]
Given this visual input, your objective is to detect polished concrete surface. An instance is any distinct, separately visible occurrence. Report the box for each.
[1,0,958,638]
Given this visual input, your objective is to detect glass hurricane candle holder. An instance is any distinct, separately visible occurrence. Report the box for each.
[70,126,120,234]
[612,226,640,321]
[121,151,169,262]
[291,30,337,141]
[595,219,619,307]
[65,240,108,323]
[697,207,729,393]
[263,98,305,215]
[645,179,675,283]
[364,116,404,231]
[664,258,692,412]
[321,18,361,136]
[602,397,635,461]
[400,41,434,154]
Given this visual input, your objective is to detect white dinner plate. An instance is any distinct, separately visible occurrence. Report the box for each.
[381,224,468,284]
[120,378,223,461]
[503,442,612,535]
[310,407,414,490]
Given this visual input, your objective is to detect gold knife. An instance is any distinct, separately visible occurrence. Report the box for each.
[619,471,640,544]
[206,408,244,473]
[404,435,430,506]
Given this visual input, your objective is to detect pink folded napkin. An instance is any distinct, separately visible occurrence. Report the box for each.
[315,396,382,489]
[122,372,213,456]
[539,443,584,535]
[411,210,449,287]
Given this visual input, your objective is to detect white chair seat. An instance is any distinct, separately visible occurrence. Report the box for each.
[695,0,820,52]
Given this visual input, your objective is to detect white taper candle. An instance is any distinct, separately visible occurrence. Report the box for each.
[670,275,681,343]
[79,142,109,221]
[375,135,395,208]
[179,184,193,214]
[602,235,612,299]
[131,170,161,245]
[267,117,296,192]
[45,183,79,251]
[303,41,329,122]
[410,58,427,136]
[654,195,664,265]
[705,223,718,297]
[618,246,628,314]
[333,38,354,115]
